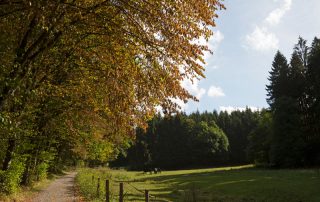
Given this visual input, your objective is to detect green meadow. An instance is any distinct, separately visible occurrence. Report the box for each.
[75,165,320,202]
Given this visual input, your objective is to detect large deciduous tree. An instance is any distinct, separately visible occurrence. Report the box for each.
[0,0,225,185]
[0,0,224,120]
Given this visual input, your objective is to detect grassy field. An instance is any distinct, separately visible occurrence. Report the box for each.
[75,165,320,202]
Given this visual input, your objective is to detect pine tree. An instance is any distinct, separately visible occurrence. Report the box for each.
[247,110,272,165]
[266,51,290,108]
[306,37,320,164]
[267,49,306,167]
[270,96,305,167]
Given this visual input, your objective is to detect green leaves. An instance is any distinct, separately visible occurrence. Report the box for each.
[0,157,26,194]
[0,0,225,192]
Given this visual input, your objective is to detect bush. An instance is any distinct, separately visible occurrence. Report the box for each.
[1,157,26,194]
[0,170,5,191]
[35,162,49,181]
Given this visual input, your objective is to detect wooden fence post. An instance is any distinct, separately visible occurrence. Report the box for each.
[119,182,124,202]
[145,190,149,202]
[192,183,196,202]
[97,177,100,197]
[105,179,110,202]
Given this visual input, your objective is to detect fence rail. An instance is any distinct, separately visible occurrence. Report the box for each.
[92,175,167,202]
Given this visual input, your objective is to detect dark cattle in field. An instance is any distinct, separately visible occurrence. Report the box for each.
[143,166,162,174]
[157,168,162,174]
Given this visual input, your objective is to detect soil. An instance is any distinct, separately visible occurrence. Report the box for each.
[31,172,80,202]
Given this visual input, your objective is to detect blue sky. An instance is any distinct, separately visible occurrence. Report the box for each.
[181,0,320,113]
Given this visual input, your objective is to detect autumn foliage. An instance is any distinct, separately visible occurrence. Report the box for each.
[0,0,224,189]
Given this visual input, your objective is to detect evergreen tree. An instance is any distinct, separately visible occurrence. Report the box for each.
[247,110,272,166]
[270,97,305,167]
[266,51,290,108]
[306,37,320,164]
[267,44,307,167]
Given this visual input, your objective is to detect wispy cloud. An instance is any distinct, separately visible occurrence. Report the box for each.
[195,30,224,60]
[207,85,225,97]
[206,30,224,59]
[245,26,279,51]
[211,30,225,44]
[209,65,219,70]
[265,0,292,26]
[171,98,188,112]
[181,79,206,100]
[244,0,292,52]
[219,106,261,114]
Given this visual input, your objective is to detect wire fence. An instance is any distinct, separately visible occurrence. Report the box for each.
[91,175,171,202]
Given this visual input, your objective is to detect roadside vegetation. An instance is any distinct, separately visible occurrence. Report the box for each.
[0,171,66,202]
[76,165,320,202]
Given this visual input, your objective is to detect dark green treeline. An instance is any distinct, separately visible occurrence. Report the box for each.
[115,36,320,169]
[113,109,263,170]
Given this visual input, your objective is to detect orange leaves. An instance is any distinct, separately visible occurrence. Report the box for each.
[0,0,224,159]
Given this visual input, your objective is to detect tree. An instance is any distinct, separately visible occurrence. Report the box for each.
[0,1,224,161]
[269,97,305,167]
[306,37,320,164]
[215,108,259,164]
[0,0,225,122]
[247,110,272,166]
[189,121,229,165]
[0,0,225,190]
[122,113,229,170]
[266,51,290,108]
[266,41,309,167]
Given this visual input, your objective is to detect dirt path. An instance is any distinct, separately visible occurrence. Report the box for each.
[31,172,79,202]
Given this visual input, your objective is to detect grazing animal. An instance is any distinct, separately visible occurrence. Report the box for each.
[143,166,162,174]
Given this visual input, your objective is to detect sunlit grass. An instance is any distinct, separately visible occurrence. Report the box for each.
[75,165,320,201]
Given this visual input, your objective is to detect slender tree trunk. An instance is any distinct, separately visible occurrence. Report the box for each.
[21,138,39,185]
[21,158,31,185]
[2,138,16,170]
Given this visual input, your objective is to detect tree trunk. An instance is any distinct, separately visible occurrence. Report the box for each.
[2,139,15,170]
[21,156,34,185]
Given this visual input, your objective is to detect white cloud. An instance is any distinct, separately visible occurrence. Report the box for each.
[245,26,279,51]
[196,30,224,47]
[207,86,225,97]
[206,30,224,59]
[212,30,225,44]
[195,30,224,61]
[171,98,188,111]
[155,98,188,113]
[219,106,261,114]
[181,79,206,100]
[178,69,205,112]
[244,0,293,52]
[265,0,292,26]
[210,65,219,70]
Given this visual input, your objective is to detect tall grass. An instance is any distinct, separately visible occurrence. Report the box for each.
[75,168,143,201]
[75,165,320,202]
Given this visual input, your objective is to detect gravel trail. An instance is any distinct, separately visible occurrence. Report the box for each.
[31,172,79,202]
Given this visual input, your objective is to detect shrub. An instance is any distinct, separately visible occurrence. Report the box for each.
[35,162,49,181]
[0,170,5,192]
[1,157,26,194]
